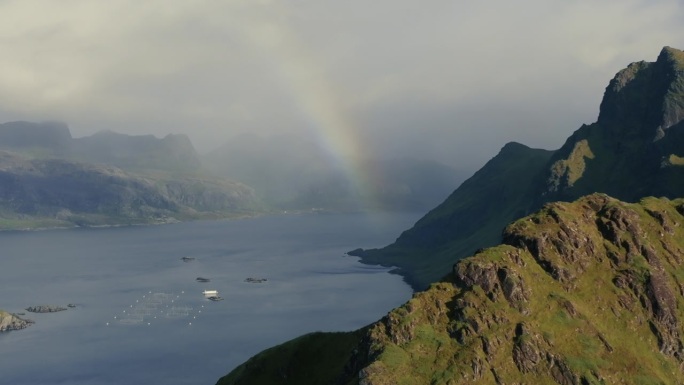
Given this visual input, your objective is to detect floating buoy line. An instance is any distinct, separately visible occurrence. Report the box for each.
[107,290,209,327]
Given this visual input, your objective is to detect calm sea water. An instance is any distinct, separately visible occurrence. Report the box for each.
[0,211,420,385]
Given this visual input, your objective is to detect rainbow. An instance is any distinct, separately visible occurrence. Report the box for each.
[236,13,382,208]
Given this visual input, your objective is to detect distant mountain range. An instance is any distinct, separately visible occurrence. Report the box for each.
[218,47,684,385]
[0,119,466,229]
[0,123,260,229]
[203,132,465,211]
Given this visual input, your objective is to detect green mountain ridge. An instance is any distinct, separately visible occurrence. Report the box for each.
[353,46,684,291]
[351,142,554,290]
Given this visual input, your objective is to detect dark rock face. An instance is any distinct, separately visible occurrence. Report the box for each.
[598,47,684,138]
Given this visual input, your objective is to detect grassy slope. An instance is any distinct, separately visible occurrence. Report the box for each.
[223,195,684,385]
[216,330,367,385]
[361,195,684,384]
[355,142,554,290]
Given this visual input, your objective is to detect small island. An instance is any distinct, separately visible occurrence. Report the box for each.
[26,305,68,313]
[245,277,268,283]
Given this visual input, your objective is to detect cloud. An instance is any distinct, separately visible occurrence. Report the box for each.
[0,0,682,169]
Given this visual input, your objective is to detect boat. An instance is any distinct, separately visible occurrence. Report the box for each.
[202,290,218,296]
[181,257,195,262]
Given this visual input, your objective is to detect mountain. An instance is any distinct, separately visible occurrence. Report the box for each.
[0,121,72,156]
[216,46,684,385]
[0,121,202,174]
[72,130,202,173]
[352,46,684,290]
[219,194,684,384]
[0,124,262,229]
[203,133,464,211]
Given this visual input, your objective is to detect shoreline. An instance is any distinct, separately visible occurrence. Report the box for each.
[0,206,412,233]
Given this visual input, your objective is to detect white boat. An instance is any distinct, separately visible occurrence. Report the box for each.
[202,290,218,296]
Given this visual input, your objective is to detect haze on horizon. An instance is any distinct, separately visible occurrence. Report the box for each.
[0,0,682,172]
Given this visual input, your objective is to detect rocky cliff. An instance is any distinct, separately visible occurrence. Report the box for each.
[219,194,684,384]
[353,46,684,290]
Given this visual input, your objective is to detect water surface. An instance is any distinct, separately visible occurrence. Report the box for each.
[0,211,419,385]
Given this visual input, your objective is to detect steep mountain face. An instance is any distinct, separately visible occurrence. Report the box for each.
[203,133,464,211]
[354,46,684,290]
[219,194,684,385]
[543,46,684,202]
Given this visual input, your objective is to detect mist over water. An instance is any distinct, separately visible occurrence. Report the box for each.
[0,211,419,385]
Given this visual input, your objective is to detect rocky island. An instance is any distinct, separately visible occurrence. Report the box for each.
[26,305,68,313]
[0,310,34,332]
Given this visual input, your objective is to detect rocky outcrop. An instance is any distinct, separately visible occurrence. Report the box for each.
[0,311,34,332]
[356,194,684,384]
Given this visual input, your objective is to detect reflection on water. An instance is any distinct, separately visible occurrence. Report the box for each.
[0,211,420,385]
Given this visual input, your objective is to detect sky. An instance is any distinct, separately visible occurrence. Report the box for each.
[0,0,683,171]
